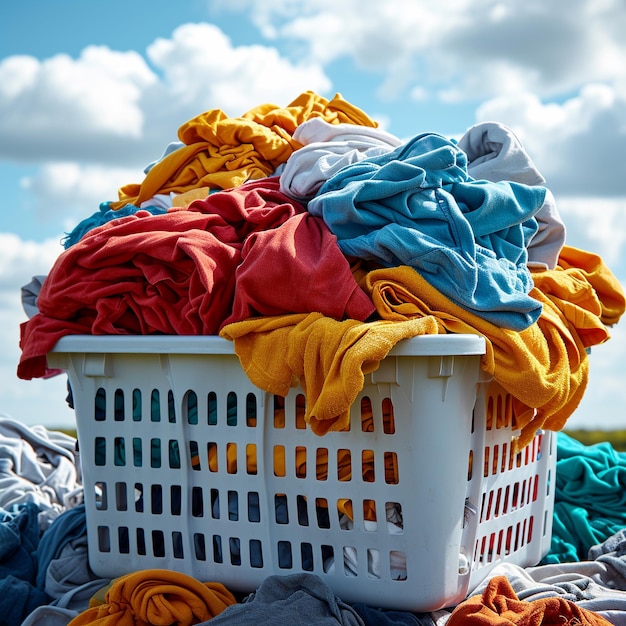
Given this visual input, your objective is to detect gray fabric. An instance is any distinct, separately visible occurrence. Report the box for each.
[44,539,109,608]
[199,573,365,625]
[457,121,566,270]
[467,528,626,626]
[20,275,47,319]
[0,416,81,531]
[19,605,78,626]
[352,601,437,625]
[589,529,626,561]
[458,121,545,186]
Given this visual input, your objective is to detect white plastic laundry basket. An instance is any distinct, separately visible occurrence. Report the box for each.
[47,333,555,611]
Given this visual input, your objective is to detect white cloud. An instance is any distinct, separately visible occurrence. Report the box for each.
[0,234,61,289]
[557,196,626,271]
[217,0,626,102]
[565,322,626,430]
[146,22,331,115]
[0,22,332,167]
[0,47,157,160]
[472,84,626,197]
[0,55,40,98]
[0,234,75,428]
[22,162,147,229]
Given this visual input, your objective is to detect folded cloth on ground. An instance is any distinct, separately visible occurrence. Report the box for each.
[0,574,51,626]
[35,504,88,591]
[467,526,626,624]
[447,575,613,626]
[67,569,236,626]
[546,433,626,564]
[196,573,364,626]
[0,416,80,530]
[0,501,40,585]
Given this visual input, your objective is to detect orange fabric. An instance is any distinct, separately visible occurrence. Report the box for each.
[554,245,625,326]
[359,253,617,450]
[220,311,439,435]
[447,575,613,626]
[111,91,377,209]
[68,569,236,626]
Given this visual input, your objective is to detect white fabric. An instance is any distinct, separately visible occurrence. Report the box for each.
[280,117,402,201]
[458,121,566,269]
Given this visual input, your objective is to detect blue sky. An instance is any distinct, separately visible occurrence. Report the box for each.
[1,0,625,430]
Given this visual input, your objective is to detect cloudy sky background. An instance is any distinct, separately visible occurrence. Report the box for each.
[1,0,625,430]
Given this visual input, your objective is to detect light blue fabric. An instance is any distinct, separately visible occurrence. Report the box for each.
[307,133,546,330]
[62,202,168,249]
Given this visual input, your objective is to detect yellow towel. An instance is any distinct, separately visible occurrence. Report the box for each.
[68,569,236,625]
[555,245,625,326]
[220,311,439,435]
[111,91,377,209]
[220,246,623,451]
[359,259,616,450]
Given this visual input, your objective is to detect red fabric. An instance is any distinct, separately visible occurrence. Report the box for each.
[18,177,374,380]
[225,211,373,325]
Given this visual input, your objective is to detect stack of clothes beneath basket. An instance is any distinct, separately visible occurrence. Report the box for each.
[4,415,626,624]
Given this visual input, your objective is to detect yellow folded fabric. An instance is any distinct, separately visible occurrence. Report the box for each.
[220,311,439,435]
[111,91,377,209]
[220,246,622,451]
[556,245,626,326]
[171,186,211,207]
[359,255,618,450]
[238,90,378,130]
[68,569,236,626]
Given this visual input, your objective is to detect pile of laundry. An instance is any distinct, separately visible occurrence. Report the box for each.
[16,90,625,450]
[8,90,626,624]
[4,415,626,625]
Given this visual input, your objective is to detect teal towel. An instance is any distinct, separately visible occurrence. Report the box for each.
[544,432,626,563]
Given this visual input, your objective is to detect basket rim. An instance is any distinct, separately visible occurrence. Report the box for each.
[49,333,487,357]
